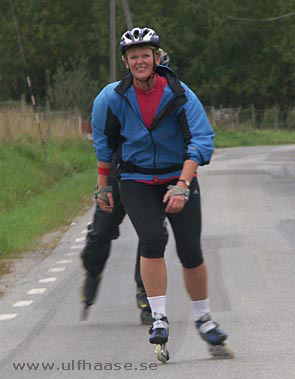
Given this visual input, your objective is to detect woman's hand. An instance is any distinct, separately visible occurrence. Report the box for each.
[163,192,186,213]
[95,187,114,213]
[163,184,189,213]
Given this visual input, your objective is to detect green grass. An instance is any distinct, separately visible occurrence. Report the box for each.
[0,136,96,257]
[214,127,295,148]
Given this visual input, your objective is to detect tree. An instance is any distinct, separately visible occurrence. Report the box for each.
[1,0,294,111]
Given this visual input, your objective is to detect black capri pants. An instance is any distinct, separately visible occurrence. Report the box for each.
[120,178,203,269]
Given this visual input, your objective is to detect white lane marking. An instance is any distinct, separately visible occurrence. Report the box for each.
[75,237,85,242]
[0,314,18,321]
[66,252,79,257]
[81,229,88,234]
[13,300,33,307]
[70,245,84,250]
[39,277,57,283]
[27,288,47,295]
[49,267,66,273]
[56,260,72,264]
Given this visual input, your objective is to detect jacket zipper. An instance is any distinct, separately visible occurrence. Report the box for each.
[148,129,157,169]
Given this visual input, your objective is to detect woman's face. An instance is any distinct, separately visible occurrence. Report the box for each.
[124,47,156,82]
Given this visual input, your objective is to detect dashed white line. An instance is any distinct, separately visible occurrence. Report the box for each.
[70,245,84,250]
[39,277,57,283]
[27,288,47,295]
[1,234,83,322]
[66,252,79,257]
[0,314,18,321]
[49,267,66,273]
[13,300,33,307]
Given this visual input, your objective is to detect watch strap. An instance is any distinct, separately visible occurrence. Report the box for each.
[177,179,190,187]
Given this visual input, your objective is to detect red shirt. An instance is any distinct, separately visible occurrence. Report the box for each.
[134,75,167,128]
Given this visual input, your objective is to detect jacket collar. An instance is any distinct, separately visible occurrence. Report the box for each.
[115,66,185,97]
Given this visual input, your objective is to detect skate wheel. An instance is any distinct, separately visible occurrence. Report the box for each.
[208,343,235,359]
[155,344,169,363]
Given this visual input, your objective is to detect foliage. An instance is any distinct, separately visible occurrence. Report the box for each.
[0,0,294,111]
[47,59,98,116]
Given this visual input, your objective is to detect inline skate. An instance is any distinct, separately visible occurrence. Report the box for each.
[80,272,102,320]
[149,313,169,363]
[136,287,152,325]
[196,313,235,359]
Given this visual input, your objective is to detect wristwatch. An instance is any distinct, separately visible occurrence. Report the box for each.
[177,179,190,187]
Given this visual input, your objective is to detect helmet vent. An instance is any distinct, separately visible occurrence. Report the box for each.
[134,29,139,39]
[125,32,132,41]
[142,29,149,38]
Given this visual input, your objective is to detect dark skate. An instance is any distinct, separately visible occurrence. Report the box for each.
[196,313,235,359]
[80,273,102,320]
[136,287,152,325]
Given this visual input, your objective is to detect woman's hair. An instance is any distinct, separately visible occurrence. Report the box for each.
[121,45,161,62]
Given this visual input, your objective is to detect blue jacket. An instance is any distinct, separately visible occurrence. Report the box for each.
[92,66,214,181]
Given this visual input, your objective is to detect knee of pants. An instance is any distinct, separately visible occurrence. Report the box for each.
[179,249,204,269]
[84,223,119,243]
[140,233,167,259]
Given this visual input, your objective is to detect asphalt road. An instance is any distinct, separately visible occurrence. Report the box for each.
[0,145,294,379]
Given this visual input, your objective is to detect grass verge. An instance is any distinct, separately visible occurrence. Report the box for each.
[0,169,94,257]
[214,127,295,147]
[0,136,96,258]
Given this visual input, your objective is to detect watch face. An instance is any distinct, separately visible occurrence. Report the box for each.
[178,179,190,187]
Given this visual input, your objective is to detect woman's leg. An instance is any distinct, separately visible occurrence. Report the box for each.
[182,263,208,300]
[120,181,168,298]
[140,257,167,297]
[167,178,208,300]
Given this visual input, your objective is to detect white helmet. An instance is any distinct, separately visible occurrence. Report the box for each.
[120,27,160,54]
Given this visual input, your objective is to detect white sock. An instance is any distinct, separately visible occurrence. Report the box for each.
[147,296,166,317]
[192,298,210,321]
